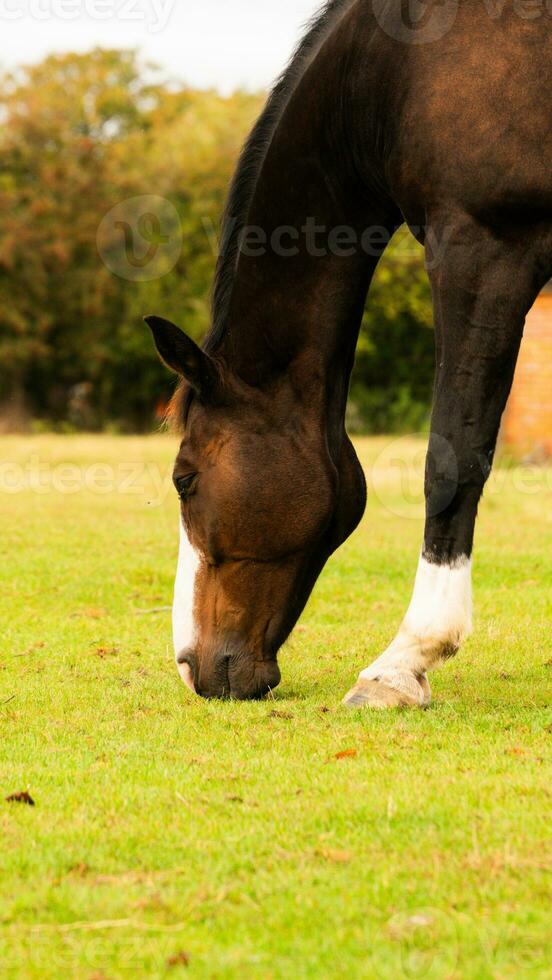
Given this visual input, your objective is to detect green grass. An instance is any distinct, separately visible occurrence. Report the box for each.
[1,435,551,979]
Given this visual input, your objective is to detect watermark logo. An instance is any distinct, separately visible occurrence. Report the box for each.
[369,436,437,521]
[97,195,182,282]
[98,206,453,284]
[372,0,552,44]
[372,0,459,44]
[383,907,461,978]
[368,435,552,521]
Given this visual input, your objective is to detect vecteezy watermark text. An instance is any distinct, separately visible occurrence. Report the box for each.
[97,194,454,283]
[217,219,451,270]
[2,450,551,518]
[0,456,174,506]
[0,0,175,32]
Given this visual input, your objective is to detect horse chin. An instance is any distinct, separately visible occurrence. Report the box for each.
[227,657,282,701]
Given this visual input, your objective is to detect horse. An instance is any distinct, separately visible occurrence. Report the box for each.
[146,0,551,705]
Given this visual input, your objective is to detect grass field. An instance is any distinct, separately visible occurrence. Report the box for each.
[1,434,551,979]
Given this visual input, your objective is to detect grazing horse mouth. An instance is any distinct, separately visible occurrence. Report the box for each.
[176,650,281,701]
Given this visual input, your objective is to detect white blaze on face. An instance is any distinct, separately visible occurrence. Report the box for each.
[173,518,201,690]
[361,555,473,687]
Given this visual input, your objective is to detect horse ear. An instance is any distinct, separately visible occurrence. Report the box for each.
[144,315,217,398]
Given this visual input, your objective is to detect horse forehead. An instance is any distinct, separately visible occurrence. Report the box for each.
[192,401,269,447]
[177,411,227,454]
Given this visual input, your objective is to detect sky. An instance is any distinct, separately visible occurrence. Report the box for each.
[0,0,324,92]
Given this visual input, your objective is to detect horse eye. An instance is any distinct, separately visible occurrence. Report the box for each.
[174,473,198,500]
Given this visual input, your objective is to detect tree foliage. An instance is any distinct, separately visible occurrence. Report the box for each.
[0,50,434,432]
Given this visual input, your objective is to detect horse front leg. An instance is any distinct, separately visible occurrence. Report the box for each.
[343,214,546,708]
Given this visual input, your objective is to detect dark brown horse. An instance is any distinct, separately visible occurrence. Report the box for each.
[147,0,551,705]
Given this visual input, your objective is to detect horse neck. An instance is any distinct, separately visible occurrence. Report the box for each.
[215,10,397,415]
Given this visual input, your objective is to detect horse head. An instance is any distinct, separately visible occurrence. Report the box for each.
[146,315,366,699]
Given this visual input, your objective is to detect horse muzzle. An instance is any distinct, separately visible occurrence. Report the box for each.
[176,648,281,701]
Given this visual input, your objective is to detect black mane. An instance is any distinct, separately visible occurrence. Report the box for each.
[204,0,354,354]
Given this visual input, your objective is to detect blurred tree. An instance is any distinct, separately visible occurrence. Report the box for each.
[0,51,261,428]
[0,49,159,425]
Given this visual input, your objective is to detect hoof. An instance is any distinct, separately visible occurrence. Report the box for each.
[342,672,431,709]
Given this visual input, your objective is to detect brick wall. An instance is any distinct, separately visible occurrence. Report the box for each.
[502,292,552,456]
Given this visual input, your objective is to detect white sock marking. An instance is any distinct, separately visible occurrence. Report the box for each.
[403,555,473,654]
[360,555,473,692]
[173,519,201,689]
